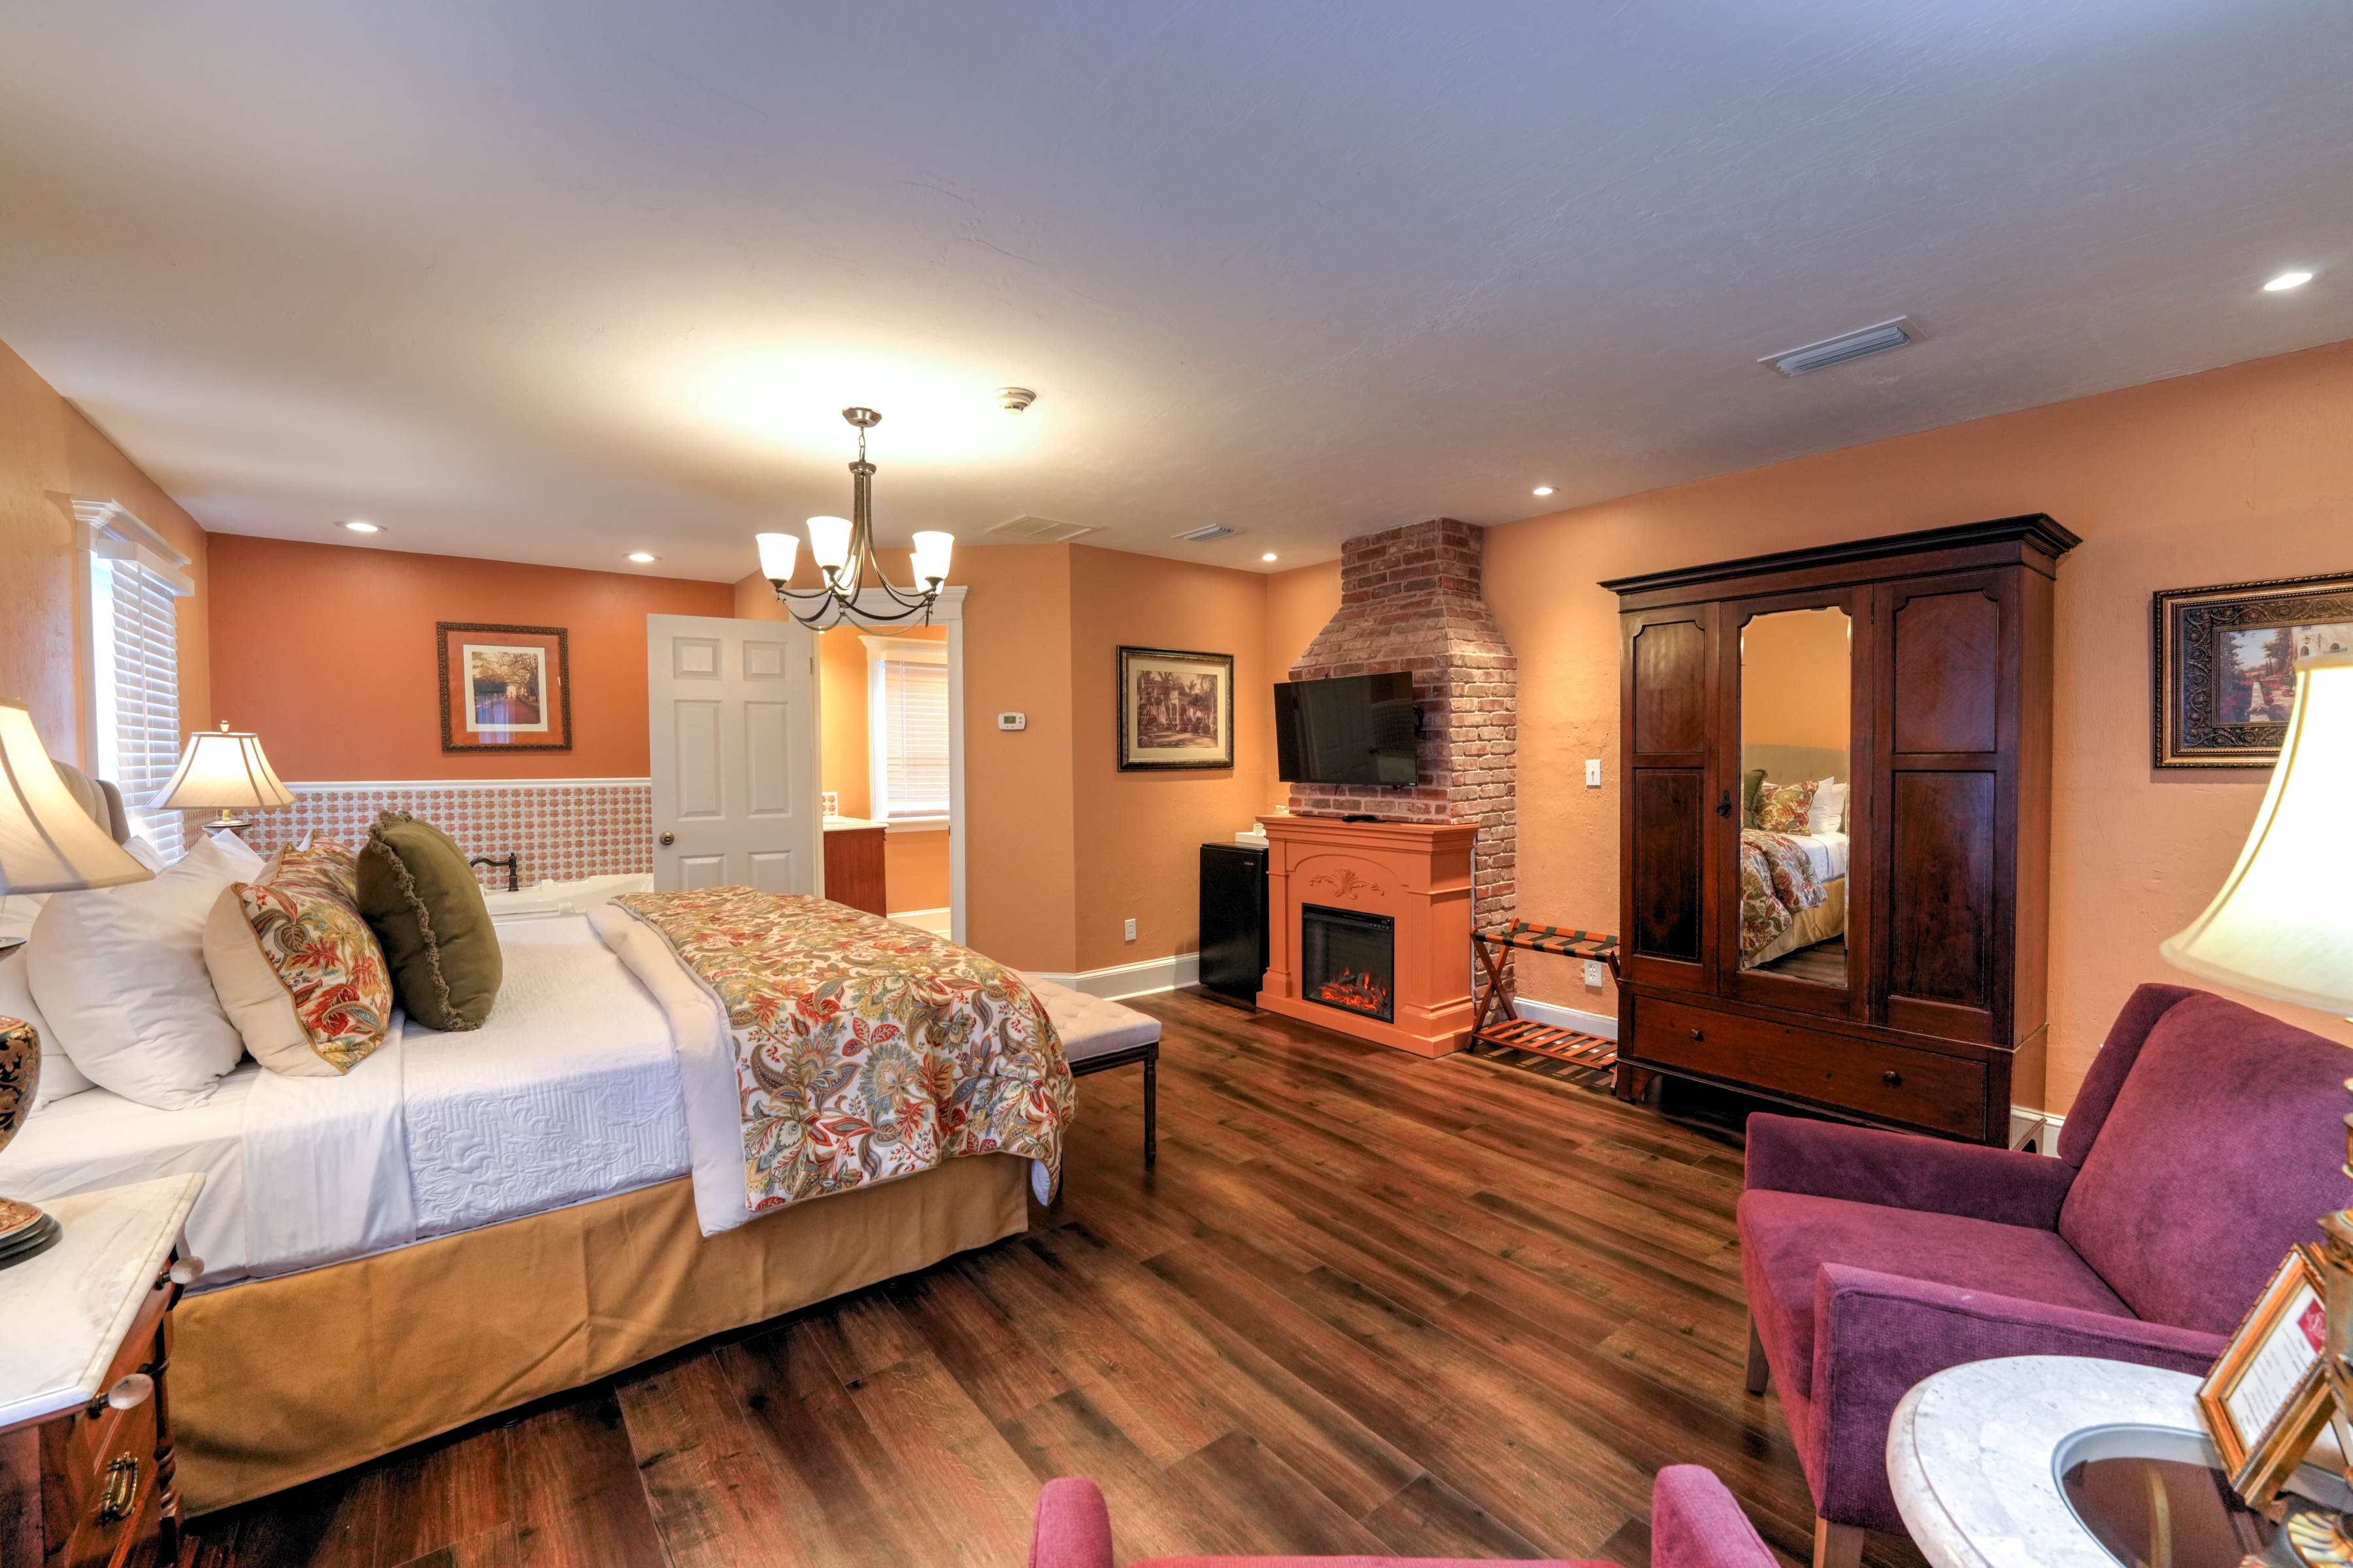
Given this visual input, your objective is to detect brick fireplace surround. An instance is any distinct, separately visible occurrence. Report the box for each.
[1285,517,1517,992]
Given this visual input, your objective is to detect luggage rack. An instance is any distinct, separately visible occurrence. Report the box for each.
[1469,922,1620,1075]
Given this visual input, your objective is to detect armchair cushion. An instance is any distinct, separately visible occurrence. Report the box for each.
[1808,1263,2228,1531]
[2060,992,2353,1335]
[1744,1112,2075,1229]
[1741,1190,2129,1400]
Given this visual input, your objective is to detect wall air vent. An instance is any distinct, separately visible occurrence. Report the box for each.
[1761,316,1922,377]
[1174,524,1241,543]
[986,514,1099,544]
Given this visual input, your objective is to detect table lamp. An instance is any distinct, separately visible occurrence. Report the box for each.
[152,720,297,833]
[0,698,158,1270]
[2161,650,2353,1565]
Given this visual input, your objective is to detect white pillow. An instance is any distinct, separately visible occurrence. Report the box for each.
[27,832,264,1109]
[1,947,90,1109]
[1807,779,1850,836]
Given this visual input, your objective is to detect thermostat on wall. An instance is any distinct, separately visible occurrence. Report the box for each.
[997,712,1027,731]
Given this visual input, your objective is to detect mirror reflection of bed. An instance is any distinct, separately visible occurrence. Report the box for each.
[1739,606,1852,989]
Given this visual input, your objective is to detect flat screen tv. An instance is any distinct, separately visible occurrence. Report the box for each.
[1273,672,1416,786]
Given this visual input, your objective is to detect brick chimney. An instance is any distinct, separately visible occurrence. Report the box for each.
[1286,518,1516,969]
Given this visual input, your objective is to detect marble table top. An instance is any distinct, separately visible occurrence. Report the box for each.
[0,1173,202,1434]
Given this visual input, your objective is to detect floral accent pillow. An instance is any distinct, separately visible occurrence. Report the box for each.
[1756,778,1821,835]
[201,838,395,1076]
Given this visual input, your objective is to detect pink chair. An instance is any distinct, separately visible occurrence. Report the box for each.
[1029,1465,1777,1568]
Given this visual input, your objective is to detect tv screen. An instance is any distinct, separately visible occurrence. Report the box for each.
[1273,672,1416,786]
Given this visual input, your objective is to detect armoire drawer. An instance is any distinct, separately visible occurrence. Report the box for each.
[1629,997,1988,1137]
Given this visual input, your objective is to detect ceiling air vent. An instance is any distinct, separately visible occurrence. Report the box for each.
[1761,316,1922,377]
[987,514,1099,544]
[1174,524,1239,543]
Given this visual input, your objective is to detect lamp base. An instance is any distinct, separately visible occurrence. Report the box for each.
[0,1195,60,1270]
[2288,1503,2353,1568]
[196,812,250,835]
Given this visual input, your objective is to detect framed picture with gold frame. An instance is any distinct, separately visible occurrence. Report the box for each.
[2198,1243,2335,1505]
[437,622,573,753]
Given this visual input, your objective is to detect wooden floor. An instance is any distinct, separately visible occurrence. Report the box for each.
[180,990,1929,1568]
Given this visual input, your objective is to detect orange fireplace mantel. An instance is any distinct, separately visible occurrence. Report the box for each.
[1254,814,1478,1058]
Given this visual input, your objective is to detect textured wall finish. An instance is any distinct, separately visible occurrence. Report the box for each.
[1287,518,1516,984]
[241,780,652,888]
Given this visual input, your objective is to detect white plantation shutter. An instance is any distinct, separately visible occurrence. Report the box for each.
[91,555,186,859]
[868,642,950,821]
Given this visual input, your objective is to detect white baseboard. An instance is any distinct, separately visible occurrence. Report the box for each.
[2011,1108,2065,1156]
[1026,952,1201,1001]
[1509,995,1618,1040]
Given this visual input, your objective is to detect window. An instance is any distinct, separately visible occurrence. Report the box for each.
[80,501,193,859]
[863,635,949,824]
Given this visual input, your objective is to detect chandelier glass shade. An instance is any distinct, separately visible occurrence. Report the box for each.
[758,408,953,629]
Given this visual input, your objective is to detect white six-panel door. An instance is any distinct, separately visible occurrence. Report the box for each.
[646,613,819,894]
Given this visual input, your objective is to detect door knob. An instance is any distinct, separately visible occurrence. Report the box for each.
[1882,1070,1902,1088]
[659,831,675,846]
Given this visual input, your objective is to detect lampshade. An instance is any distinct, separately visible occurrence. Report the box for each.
[756,531,799,583]
[807,515,853,573]
[152,723,298,826]
[910,531,955,585]
[0,700,153,894]
[2161,650,2353,1014]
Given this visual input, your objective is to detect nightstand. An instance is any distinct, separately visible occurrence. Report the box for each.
[0,1174,204,1568]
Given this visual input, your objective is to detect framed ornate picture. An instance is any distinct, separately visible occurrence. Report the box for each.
[2196,1244,2334,1505]
[438,623,573,752]
[1117,646,1234,771]
[2154,571,2353,767]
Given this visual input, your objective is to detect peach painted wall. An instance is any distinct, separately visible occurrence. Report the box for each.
[1068,545,1277,973]
[1263,558,1344,812]
[209,534,731,780]
[814,621,952,912]
[0,336,212,765]
[1488,336,2353,1109]
[1739,607,1852,756]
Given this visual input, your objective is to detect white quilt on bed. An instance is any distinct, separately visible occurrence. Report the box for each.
[237,1014,414,1276]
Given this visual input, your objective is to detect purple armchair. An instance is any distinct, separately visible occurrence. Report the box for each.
[1031,1465,1773,1568]
[1739,984,2353,1567]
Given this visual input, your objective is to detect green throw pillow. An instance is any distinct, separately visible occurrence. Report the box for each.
[1742,769,1767,829]
[356,812,501,1031]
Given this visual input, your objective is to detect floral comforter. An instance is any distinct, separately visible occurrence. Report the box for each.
[610,888,1073,1217]
[1739,829,1830,961]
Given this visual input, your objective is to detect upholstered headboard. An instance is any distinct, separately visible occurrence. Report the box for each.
[50,759,131,844]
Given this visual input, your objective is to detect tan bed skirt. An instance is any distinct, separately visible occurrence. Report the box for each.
[1741,876,1846,970]
[174,1154,1029,1514]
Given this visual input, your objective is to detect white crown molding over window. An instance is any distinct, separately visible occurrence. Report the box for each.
[73,499,193,594]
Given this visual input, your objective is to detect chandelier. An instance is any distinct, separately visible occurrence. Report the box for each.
[756,407,954,629]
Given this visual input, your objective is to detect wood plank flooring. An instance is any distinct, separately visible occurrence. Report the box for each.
[178,990,1929,1568]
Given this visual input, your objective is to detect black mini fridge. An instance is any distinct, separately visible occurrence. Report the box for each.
[1198,842,1269,1003]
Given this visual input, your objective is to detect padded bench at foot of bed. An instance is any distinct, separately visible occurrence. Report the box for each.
[1021,975,1160,1167]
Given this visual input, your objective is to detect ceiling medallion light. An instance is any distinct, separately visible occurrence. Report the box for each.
[994,386,1037,412]
[2265,271,2314,292]
[755,407,953,630]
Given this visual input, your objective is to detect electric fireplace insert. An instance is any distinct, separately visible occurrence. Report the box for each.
[1300,903,1395,1024]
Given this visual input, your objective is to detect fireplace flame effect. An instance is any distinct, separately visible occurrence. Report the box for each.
[1311,968,1392,1018]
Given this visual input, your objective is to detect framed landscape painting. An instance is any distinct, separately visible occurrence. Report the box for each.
[1118,646,1234,771]
[2153,571,2353,767]
[439,622,573,752]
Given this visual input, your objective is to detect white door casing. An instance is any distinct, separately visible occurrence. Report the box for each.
[646,613,819,894]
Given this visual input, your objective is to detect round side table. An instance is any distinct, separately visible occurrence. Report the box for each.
[1890,1356,2353,1568]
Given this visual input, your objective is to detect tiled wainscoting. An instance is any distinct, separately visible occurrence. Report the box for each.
[243,779,653,887]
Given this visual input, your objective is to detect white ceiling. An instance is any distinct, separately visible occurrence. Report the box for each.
[1,2,2348,582]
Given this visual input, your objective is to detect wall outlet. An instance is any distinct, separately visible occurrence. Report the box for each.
[997,712,1027,731]
[1123,917,1137,942]
[1584,959,1607,988]
[1584,758,1602,788]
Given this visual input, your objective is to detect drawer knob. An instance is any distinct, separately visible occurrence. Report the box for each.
[1882,1070,1903,1088]
[1688,1028,1704,1042]
[168,1256,203,1286]
[107,1373,154,1411]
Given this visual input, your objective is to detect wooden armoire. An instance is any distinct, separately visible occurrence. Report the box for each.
[1605,516,2078,1145]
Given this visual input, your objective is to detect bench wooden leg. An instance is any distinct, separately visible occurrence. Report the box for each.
[1812,1518,1863,1568]
[1143,1042,1158,1169]
[1744,1316,1769,1395]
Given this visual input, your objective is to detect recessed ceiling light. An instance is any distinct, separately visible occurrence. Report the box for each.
[1261,552,1278,562]
[2265,271,2314,292]
[627,552,657,563]
[1532,486,1555,497]
[340,520,380,533]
